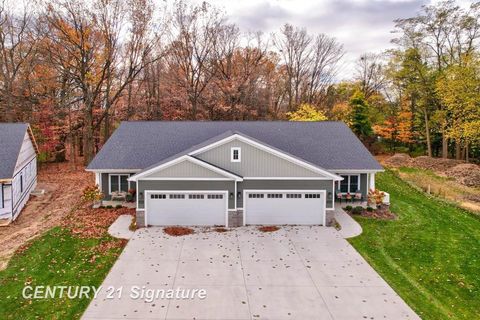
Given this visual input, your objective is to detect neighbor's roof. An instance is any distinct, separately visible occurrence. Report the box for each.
[87,121,383,171]
[0,123,30,180]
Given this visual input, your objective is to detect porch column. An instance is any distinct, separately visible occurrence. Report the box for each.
[95,173,101,188]
[369,173,375,190]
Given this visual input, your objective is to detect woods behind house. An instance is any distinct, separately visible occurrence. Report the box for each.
[0,0,479,164]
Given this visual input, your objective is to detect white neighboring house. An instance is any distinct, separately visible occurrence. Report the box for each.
[0,123,39,224]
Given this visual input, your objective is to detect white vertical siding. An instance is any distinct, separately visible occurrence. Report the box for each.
[0,184,12,218]
[14,132,36,174]
[11,156,37,220]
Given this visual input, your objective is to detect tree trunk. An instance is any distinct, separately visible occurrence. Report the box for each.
[83,94,95,166]
[442,131,448,159]
[465,143,469,162]
[455,139,462,160]
[423,108,432,157]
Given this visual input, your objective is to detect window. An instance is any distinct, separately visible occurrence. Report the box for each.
[248,193,264,198]
[267,193,283,198]
[151,194,166,199]
[207,194,223,199]
[109,174,129,194]
[0,184,3,209]
[286,193,302,198]
[188,194,205,199]
[231,147,241,162]
[350,175,359,192]
[20,175,23,193]
[169,194,185,199]
[339,175,361,193]
[305,194,321,199]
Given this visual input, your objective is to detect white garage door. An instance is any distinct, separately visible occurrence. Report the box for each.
[244,190,325,225]
[145,191,227,226]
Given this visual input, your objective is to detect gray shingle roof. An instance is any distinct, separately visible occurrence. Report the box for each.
[0,123,29,179]
[87,121,383,171]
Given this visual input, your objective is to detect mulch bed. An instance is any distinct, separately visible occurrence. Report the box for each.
[164,226,195,236]
[258,226,280,232]
[213,227,229,233]
[344,205,396,220]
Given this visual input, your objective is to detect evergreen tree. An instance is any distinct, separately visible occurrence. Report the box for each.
[349,92,373,141]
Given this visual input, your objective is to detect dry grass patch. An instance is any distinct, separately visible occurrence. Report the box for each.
[164,226,194,236]
[258,226,280,232]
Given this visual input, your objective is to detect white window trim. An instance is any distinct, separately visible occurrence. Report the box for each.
[0,184,3,209]
[338,174,361,193]
[108,174,130,195]
[231,147,241,162]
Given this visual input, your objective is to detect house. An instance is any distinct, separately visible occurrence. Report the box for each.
[0,123,39,223]
[87,121,383,227]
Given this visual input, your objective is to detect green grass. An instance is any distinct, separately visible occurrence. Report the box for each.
[349,170,480,320]
[0,227,124,319]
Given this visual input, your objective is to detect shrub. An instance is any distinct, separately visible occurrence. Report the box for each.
[368,189,385,207]
[351,206,364,215]
[106,205,113,209]
[82,185,103,206]
[344,205,353,211]
[366,206,374,212]
[115,204,123,209]
[125,194,134,202]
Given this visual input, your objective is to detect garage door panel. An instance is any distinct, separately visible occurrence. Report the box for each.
[245,191,325,225]
[146,192,227,226]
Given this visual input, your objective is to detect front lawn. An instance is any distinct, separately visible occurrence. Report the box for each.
[349,170,480,320]
[0,227,124,319]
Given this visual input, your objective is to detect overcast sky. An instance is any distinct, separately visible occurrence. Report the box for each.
[192,0,471,80]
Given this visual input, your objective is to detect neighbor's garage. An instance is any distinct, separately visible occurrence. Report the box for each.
[145,191,227,226]
[244,190,325,225]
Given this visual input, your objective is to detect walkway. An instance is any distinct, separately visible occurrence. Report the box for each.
[334,206,363,238]
[108,215,134,239]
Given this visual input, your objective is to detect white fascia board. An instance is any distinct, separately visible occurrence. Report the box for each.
[189,134,342,181]
[85,169,141,173]
[333,169,385,173]
[243,177,333,180]
[129,155,242,182]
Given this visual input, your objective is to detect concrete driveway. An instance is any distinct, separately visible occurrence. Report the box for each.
[83,226,419,320]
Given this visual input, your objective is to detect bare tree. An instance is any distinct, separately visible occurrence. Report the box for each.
[356,52,387,99]
[0,1,38,121]
[274,24,312,111]
[43,0,160,164]
[166,0,225,119]
[305,34,344,104]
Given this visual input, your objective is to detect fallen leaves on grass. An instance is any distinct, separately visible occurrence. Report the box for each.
[164,226,194,236]
[258,226,280,232]
[62,206,135,239]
